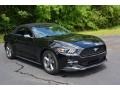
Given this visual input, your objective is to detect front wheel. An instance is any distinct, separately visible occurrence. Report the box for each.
[42,50,60,75]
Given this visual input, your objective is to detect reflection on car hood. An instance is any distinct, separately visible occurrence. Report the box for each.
[46,33,105,48]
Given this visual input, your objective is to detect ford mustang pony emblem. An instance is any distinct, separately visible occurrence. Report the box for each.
[93,48,99,52]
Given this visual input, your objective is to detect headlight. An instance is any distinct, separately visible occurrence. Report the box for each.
[56,47,81,56]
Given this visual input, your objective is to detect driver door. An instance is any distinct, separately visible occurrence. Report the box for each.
[14,27,36,60]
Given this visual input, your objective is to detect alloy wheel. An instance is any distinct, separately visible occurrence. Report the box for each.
[43,53,55,72]
[6,46,12,58]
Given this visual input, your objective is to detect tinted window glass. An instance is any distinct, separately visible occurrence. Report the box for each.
[15,28,25,35]
[32,25,70,38]
[15,27,33,37]
[24,29,33,37]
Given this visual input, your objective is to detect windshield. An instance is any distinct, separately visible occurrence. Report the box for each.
[32,25,71,38]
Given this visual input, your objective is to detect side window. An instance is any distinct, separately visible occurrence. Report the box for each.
[15,27,33,37]
[24,29,33,37]
[15,27,26,36]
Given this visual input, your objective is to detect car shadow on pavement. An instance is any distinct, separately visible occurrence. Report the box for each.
[15,57,107,78]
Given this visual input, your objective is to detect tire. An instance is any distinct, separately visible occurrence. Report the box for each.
[5,43,15,59]
[42,50,60,75]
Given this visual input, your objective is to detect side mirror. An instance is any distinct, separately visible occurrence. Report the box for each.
[24,34,31,38]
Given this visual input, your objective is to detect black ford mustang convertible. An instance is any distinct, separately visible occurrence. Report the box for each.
[4,23,107,74]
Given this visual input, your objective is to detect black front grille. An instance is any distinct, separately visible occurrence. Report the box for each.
[80,45,106,57]
[79,56,106,66]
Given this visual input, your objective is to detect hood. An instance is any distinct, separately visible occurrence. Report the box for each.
[46,33,105,48]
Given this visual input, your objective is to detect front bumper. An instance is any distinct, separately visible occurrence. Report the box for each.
[57,51,107,71]
[62,59,106,71]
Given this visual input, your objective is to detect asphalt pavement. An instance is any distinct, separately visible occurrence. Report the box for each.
[0,35,120,85]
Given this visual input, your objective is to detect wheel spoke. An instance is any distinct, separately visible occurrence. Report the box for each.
[9,49,11,56]
[47,53,52,59]
[6,48,9,55]
[6,47,11,57]
[50,64,54,70]
[44,56,49,62]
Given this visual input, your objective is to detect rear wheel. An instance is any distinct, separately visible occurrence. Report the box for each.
[42,50,60,75]
[5,43,15,59]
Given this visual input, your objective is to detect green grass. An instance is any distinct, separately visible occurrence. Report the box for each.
[75,26,120,36]
[0,34,4,43]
